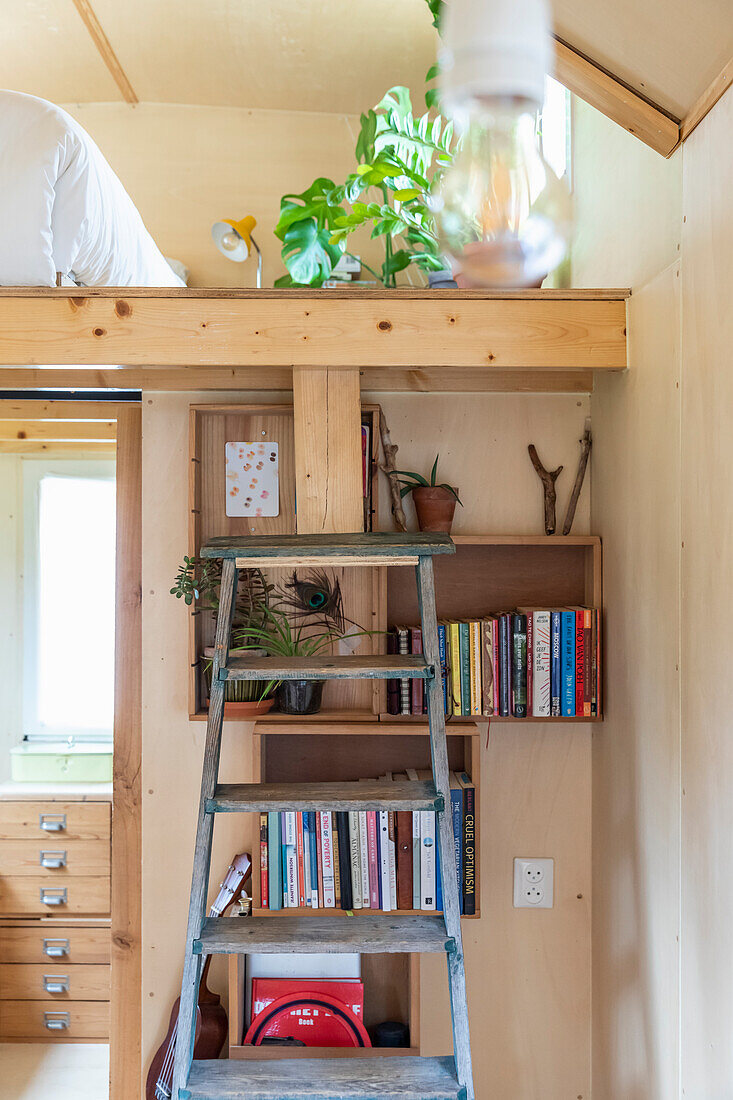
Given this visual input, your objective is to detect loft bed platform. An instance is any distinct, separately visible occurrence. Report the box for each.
[0,287,629,394]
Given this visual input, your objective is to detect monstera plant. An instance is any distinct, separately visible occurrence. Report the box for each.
[274,0,455,288]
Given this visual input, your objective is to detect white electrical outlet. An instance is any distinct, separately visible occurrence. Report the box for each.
[513,858,554,908]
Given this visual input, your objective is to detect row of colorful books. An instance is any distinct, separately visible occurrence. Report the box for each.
[259,771,476,915]
[387,609,600,719]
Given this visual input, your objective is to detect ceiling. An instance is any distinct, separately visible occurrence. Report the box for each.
[1,0,731,128]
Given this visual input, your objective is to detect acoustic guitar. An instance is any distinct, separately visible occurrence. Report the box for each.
[145,852,252,1100]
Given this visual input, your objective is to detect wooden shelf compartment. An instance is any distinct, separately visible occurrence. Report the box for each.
[380,534,603,722]
[188,402,382,720]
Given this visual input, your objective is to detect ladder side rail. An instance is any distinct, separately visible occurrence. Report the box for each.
[172,559,239,1099]
[415,556,475,1100]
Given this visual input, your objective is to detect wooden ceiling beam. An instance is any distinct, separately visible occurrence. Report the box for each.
[680,55,733,143]
[0,400,137,419]
[71,0,138,104]
[553,37,681,158]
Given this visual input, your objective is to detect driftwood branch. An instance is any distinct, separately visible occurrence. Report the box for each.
[528,444,563,535]
[378,409,408,532]
[562,419,592,535]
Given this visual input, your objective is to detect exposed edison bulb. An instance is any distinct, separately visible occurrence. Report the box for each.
[434,98,572,287]
[219,230,241,252]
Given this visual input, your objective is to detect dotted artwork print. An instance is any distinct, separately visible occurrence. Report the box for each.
[225,441,279,517]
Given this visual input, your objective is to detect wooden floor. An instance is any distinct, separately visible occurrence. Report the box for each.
[0,1044,109,1100]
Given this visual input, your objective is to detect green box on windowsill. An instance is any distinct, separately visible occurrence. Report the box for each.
[10,743,113,784]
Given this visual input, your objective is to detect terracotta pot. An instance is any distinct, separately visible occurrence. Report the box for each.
[412,486,458,533]
[206,697,275,717]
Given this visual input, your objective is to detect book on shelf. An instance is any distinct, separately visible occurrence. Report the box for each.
[384,606,600,719]
[258,773,476,915]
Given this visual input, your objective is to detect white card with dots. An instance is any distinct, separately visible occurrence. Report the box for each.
[225,441,279,517]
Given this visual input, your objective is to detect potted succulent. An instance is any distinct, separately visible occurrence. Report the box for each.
[395,454,462,533]
[170,555,278,716]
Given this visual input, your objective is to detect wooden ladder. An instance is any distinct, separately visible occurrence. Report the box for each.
[172,532,475,1100]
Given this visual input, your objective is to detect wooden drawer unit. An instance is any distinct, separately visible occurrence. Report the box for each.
[0,876,110,916]
[0,963,110,1000]
[0,801,110,841]
[0,999,109,1039]
[0,923,110,964]
[1,839,110,877]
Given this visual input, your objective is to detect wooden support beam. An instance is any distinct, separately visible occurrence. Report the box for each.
[110,406,142,1100]
[0,440,116,454]
[0,400,137,419]
[680,55,733,143]
[553,37,680,157]
[0,290,628,371]
[292,368,363,534]
[0,420,116,441]
[71,0,138,104]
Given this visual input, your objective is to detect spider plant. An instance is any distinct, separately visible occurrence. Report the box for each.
[393,454,462,503]
[237,605,375,659]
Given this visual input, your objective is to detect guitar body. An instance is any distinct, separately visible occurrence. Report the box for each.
[145,981,228,1100]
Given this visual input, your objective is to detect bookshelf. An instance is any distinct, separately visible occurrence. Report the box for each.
[226,723,480,1061]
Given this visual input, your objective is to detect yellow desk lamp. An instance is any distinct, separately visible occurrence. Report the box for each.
[211,215,262,288]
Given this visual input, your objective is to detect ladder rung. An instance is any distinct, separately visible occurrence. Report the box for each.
[182,1056,463,1099]
[200,531,455,562]
[206,780,442,813]
[220,655,432,681]
[194,914,454,956]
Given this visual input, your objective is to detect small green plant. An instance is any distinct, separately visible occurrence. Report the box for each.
[394,454,462,503]
[236,605,375,660]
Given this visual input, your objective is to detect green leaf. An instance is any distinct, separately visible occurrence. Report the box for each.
[429,454,439,486]
[425,0,445,31]
[392,188,421,201]
[280,217,343,287]
[274,177,345,240]
[394,470,429,486]
[438,483,463,505]
[355,108,378,163]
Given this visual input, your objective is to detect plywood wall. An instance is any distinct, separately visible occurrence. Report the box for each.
[62,102,387,288]
[141,390,593,1100]
[0,455,22,782]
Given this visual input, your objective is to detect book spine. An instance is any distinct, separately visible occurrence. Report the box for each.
[511,613,528,718]
[550,611,562,717]
[532,611,552,717]
[449,622,462,715]
[450,786,463,915]
[335,812,352,910]
[526,610,533,716]
[397,628,410,715]
[280,814,288,907]
[480,619,494,715]
[438,624,450,715]
[420,810,437,910]
[591,608,599,717]
[379,811,392,912]
[388,812,398,910]
[315,811,324,908]
[260,812,269,910]
[435,830,443,913]
[458,622,471,716]
[492,617,500,716]
[410,628,424,716]
[386,629,400,715]
[303,812,312,907]
[498,615,509,717]
[561,611,576,716]
[284,812,298,908]
[320,811,335,908]
[307,812,319,908]
[396,811,413,910]
[267,811,282,911]
[296,812,306,908]
[583,608,593,718]
[348,810,363,909]
[575,611,585,718]
[461,779,476,916]
[412,811,421,909]
[332,817,341,907]
[358,810,371,908]
[366,811,380,909]
[469,621,482,715]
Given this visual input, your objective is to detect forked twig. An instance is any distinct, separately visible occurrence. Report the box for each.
[378,409,408,532]
[528,444,563,535]
[562,419,592,535]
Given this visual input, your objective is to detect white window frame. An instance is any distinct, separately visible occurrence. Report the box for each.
[22,458,116,743]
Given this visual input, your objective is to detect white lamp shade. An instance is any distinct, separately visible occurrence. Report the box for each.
[212,220,250,262]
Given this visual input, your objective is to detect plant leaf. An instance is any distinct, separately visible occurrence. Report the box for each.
[280,218,343,287]
[429,454,439,486]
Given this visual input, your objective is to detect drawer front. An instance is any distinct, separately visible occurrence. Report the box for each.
[0,839,110,877]
[0,924,110,964]
[0,801,110,841]
[0,999,109,1039]
[0,963,110,1000]
[0,877,110,916]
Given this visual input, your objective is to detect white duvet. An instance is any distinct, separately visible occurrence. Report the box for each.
[0,90,184,287]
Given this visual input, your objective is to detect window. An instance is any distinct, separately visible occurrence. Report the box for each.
[22,460,116,742]
[540,76,571,184]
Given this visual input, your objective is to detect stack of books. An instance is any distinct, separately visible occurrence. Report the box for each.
[387,609,600,718]
[259,771,476,916]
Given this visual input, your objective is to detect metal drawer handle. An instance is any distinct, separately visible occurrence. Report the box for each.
[43,939,70,958]
[39,814,67,833]
[43,975,70,994]
[40,850,67,869]
[40,887,67,907]
[44,1011,70,1031]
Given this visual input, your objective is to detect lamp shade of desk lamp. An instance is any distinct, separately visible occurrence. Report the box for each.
[211,215,262,287]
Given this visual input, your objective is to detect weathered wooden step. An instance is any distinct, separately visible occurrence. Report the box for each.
[200,531,455,567]
[194,914,452,955]
[182,1055,463,1099]
[220,655,431,681]
[206,780,441,814]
